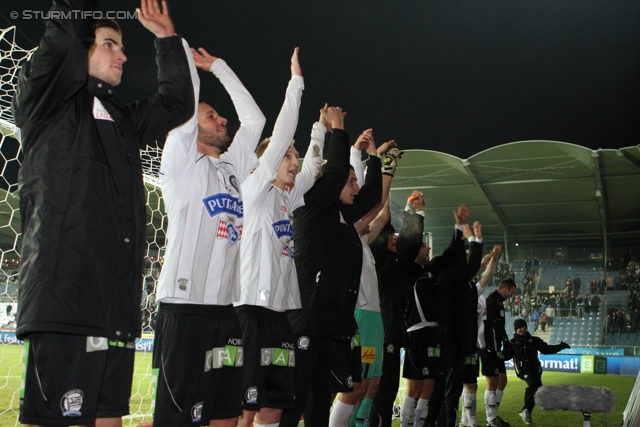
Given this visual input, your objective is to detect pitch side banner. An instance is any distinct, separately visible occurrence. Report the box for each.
[1,331,155,352]
[560,347,624,356]
[506,354,581,373]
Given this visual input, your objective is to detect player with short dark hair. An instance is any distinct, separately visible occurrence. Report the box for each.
[481,278,518,427]
[510,319,570,424]
[153,32,266,427]
[13,1,193,425]
[280,108,384,427]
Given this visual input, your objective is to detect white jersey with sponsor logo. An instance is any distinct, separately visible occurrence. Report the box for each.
[157,45,266,305]
[238,76,325,310]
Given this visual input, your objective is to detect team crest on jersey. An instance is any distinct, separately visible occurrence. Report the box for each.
[217,218,243,244]
[422,367,429,376]
[203,193,244,218]
[191,402,203,422]
[298,336,310,350]
[346,375,354,388]
[61,389,84,417]
[245,387,258,404]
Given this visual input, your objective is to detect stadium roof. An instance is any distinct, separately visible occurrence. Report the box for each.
[1,140,639,260]
[388,141,640,254]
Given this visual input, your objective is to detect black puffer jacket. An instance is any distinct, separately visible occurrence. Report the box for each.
[288,129,382,341]
[13,0,193,340]
[510,332,567,379]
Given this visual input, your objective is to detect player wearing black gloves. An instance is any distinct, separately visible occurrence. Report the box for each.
[510,319,570,425]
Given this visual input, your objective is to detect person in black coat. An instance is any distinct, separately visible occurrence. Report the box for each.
[510,319,570,424]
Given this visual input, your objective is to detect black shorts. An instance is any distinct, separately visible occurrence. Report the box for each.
[20,332,135,426]
[350,329,363,383]
[462,351,480,384]
[402,327,444,380]
[236,305,295,410]
[152,303,243,426]
[331,338,359,392]
[480,350,506,377]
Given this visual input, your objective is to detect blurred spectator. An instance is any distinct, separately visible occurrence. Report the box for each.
[598,276,606,294]
[591,294,601,314]
[572,275,582,295]
[545,305,555,328]
[540,311,548,332]
[606,275,614,291]
[590,279,598,295]
[576,294,584,318]
[614,275,622,291]
[584,295,591,315]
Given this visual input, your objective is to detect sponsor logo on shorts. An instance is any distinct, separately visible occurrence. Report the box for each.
[346,375,353,388]
[351,334,361,349]
[427,347,441,358]
[85,336,108,352]
[61,389,84,417]
[261,347,295,367]
[422,367,429,376]
[246,387,258,404]
[361,346,376,364]
[204,345,244,371]
[228,338,243,346]
[386,344,395,353]
[191,402,203,422]
[298,336,310,350]
[281,341,296,350]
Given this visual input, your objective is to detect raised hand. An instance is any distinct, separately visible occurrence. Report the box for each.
[453,203,470,225]
[191,47,219,71]
[291,47,302,77]
[318,103,332,131]
[138,0,175,38]
[377,139,395,156]
[492,244,503,259]
[320,105,346,130]
[381,141,404,176]
[354,129,373,151]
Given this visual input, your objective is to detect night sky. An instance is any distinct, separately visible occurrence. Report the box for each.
[2,0,640,158]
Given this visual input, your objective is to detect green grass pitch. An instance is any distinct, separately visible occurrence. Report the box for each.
[0,344,636,426]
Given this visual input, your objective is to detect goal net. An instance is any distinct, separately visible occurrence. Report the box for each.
[0,26,163,425]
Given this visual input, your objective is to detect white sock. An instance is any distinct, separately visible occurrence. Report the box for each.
[460,392,469,425]
[495,389,504,415]
[463,391,477,426]
[330,401,356,427]
[484,390,496,422]
[400,396,417,427]
[254,423,279,427]
[414,399,428,427]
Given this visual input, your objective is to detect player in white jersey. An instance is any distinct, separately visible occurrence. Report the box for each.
[460,244,502,427]
[153,42,266,427]
[236,48,325,427]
